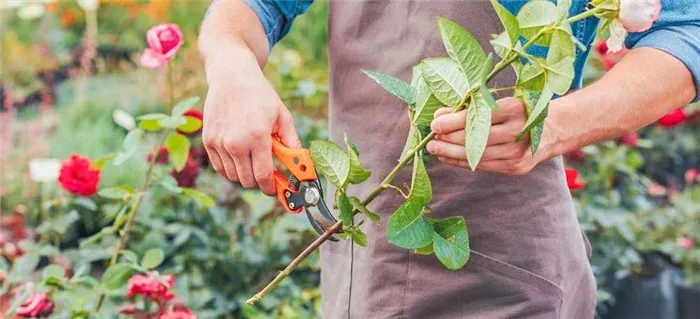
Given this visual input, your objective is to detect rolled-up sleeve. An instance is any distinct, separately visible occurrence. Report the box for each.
[625,0,700,102]
[242,0,314,50]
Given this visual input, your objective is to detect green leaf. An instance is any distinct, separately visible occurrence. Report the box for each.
[490,0,520,46]
[362,69,417,106]
[545,56,575,95]
[42,264,65,281]
[479,83,499,111]
[518,62,546,91]
[309,140,350,188]
[161,180,183,194]
[138,113,168,131]
[141,248,165,270]
[518,89,546,154]
[172,96,201,115]
[547,26,575,65]
[409,152,432,203]
[415,243,434,255]
[348,196,380,224]
[112,150,136,166]
[344,135,371,184]
[432,217,470,270]
[490,32,523,74]
[386,199,433,249]
[176,116,203,134]
[400,125,421,161]
[11,253,39,277]
[465,91,493,170]
[122,128,144,153]
[478,53,495,86]
[521,88,554,135]
[166,133,190,172]
[336,190,353,226]
[516,0,557,45]
[112,205,129,230]
[121,250,139,264]
[93,154,116,169]
[158,115,188,129]
[5,286,32,316]
[421,58,468,107]
[557,0,573,21]
[349,228,368,247]
[182,188,215,207]
[437,17,487,87]
[415,93,446,127]
[98,186,130,200]
[101,263,133,291]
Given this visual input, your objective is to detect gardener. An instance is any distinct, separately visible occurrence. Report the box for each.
[198,0,700,318]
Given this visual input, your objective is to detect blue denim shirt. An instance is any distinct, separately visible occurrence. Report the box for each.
[241,0,700,101]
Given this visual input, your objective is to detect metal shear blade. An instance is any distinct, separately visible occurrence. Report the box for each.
[303,181,340,241]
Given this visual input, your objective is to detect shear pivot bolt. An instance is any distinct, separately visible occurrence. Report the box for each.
[304,188,321,206]
[288,203,296,209]
[285,191,291,198]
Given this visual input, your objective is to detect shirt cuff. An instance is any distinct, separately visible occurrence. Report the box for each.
[242,0,286,50]
[626,24,700,102]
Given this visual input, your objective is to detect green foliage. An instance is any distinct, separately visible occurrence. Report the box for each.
[166,133,190,172]
[409,152,432,203]
[100,264,133,291]
[141,248,165,270]
[309,140,350,188]
[345,135,371,184]
[386,199,434,249]
[465,91,494,169]
[421,58,468,107]
[362,70,417,106]
[432,217,470,270]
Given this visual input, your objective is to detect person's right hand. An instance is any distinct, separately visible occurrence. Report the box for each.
[202,46,300,196]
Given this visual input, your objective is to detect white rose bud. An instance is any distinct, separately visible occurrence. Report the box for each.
[619,0,661,32]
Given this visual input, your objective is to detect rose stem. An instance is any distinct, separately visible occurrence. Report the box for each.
[246,8,596,304]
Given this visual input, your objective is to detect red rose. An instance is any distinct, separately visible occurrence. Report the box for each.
[564,150,586,163]
[596,40,609,55]
[16,293,54,318]
[126,273,175,302]
[565,168,585,191]
[657,108,687,128]
[176,109,204,136]
[617,132,639,147]
[117,303,138,315]
[148,147,170,165]
[158,305,198,319]
[58,154,100,196]
[191,146,210,168]
[170,158,200,188]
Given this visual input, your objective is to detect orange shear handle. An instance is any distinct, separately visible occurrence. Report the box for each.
[271,136,318,213]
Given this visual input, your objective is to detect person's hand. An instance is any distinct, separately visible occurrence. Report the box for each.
[426,97,550,175]
[202,47,300,196]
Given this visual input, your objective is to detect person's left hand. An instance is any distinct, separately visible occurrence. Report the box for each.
[426,97,550,175]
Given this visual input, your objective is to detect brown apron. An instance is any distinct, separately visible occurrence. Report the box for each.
[320,1,596,318]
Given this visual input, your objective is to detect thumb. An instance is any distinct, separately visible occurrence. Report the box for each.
[277,107,301,148]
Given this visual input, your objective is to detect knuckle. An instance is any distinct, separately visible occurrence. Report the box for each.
[203,136,217,149]
[223,139,246,155]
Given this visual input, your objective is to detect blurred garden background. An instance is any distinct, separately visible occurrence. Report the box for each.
[1,0,699,318]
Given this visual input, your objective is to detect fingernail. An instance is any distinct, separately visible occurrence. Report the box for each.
[426,141,435,153]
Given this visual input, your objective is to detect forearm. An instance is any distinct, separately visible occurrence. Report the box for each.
[198,0,269,74]
[545,47,697,157]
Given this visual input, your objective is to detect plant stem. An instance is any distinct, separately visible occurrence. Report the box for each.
[382,184,409,199]
[246,9,601,304]
[168,64,175,109]
[94,134,166,311]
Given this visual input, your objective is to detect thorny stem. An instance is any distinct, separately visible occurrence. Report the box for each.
[95,134,166,311]
[246,7,601,305]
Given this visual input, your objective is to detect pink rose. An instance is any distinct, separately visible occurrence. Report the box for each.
[117,303,138,315]
[678,237,694,250]
[146,23,183,60]
[686,169,698,184]
[126,273,175,301]
[140,48,167,69]
[619,0,661,32]
[16,293,54,317]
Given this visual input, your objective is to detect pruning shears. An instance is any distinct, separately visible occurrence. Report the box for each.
[271,136,340,241]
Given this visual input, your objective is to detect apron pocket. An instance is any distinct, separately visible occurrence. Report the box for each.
[471,250,564,299]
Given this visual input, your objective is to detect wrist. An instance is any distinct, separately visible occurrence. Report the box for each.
[539,95,577,160]
[201,40,260,86]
